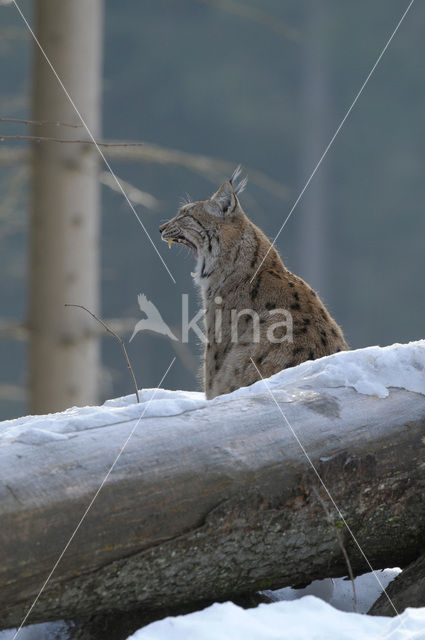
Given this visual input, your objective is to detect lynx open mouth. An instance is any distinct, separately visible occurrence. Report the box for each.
[165,235,198,258]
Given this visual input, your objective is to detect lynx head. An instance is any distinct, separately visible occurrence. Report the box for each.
[159,166,248,280]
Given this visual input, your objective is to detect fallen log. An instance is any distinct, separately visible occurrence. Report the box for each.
[1,348,425,630]
[369,553,425,616]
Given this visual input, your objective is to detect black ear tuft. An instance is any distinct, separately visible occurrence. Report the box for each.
[230,165,242,186]
[229,165,248,196]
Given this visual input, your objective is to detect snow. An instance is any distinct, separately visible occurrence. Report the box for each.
[127,597,425,640]
[1,341,424,638]
[2,577,425,640]
[0,570,402,640]
[0,621,69,640]
[264,568,401,614]
[0,569,419,640]
[125,569,407,640]
[0,388,207,443]
[1,340,424,443]
[231,339,425,400]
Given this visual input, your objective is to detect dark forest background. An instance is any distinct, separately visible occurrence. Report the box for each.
[0,0,424,420]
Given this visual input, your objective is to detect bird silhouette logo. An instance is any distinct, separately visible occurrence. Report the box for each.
[130,293,178,342]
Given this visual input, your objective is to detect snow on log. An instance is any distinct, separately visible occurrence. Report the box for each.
[1,342,425,629]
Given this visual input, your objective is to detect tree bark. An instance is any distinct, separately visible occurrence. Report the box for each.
[369,553,425,616]
[29,0,103,414]
[1,385,425,629]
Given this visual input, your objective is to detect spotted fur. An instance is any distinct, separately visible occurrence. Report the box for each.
[159,171,348,399]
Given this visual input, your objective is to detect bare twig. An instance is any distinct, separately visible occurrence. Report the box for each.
[64,304,140,403]
[0,383,25,402]
[0,143,289,200]
[0,117,83,128]
[0,146,26,167]
[1,316,198,378]
[0,317,151,340]
[0,160,158,217]
[193,0,299,42]
[0,135,144,147]
[106,142,289,201]
[313,487,359,612]
[334,523,359,613]
[0,26,27,41]
[0,319,28,340]
[0,166,28,240]
[100,172,159,210]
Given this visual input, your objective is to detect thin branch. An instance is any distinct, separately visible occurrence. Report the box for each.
[193,0,299,42]
[65,304,140,404]
[0,165,27,240]
[1,316,198,377]
[0,26,28,41]
[100,171,159,210]
[0,159,159,216]
[0,117,83,128]
[0,146,26,167]
[0,320,28,340]
[0,383,25,402]
[0,318,141,340]
[0,143,289,200]
[313,487,359,613]
[0,135,144,147]
[334,524,359,613]
[106,142,289,201]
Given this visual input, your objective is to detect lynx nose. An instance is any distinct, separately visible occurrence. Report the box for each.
[158,222,168,234]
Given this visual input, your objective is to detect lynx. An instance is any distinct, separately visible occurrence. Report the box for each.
[159,168,348,399]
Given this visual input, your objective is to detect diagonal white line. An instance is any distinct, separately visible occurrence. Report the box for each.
[251,0,415,283]
[379,614,414,640]
[11,0,176,284]
[12,357,176,639]
[250,358,400,617]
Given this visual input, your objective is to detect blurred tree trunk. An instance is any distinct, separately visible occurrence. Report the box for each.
[297,1,330,299]
[29,0,103,413]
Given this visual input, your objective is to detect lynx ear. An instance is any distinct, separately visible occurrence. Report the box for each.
[230,165,248,196]
[208,181,237,216]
